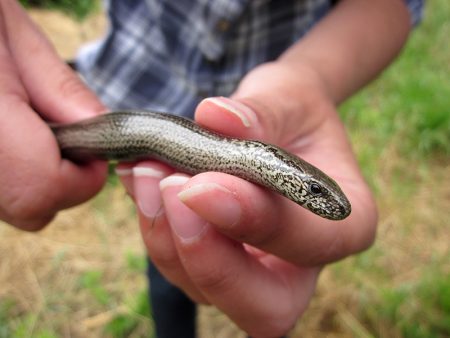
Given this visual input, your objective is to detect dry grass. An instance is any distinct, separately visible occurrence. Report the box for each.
[0,6,448,338]
[28,8,107,60]
[0,182,150,337]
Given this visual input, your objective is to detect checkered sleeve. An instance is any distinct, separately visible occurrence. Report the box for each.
[404,0,425,26]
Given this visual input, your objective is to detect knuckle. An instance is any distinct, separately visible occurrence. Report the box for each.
[1,194,55,230]
[356,205,378,252]
[316,231,347,264]
[5,195,54,230]
[149,244,182,272]
[242,218,282,249]
[246,308,298,338]
[312,207,378,264]
[58,70,85,98]
[56,68,105,116]
[191,264,239,293]
[1,176,58,230]
[14,215,55,232]
[222,200,280,246]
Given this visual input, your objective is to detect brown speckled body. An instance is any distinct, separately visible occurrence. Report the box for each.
[51,111,351,220]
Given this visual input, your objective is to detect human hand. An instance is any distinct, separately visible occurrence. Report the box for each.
[118,62,377,337]
[0,1,107,230]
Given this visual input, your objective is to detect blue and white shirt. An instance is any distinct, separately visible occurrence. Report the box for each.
[77,0,424,118]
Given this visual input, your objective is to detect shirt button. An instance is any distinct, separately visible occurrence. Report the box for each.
[216,18,231,32]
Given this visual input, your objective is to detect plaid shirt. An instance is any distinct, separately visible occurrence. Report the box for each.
[77,0,424,118]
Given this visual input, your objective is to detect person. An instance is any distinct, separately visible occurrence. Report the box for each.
[0,0,423,337]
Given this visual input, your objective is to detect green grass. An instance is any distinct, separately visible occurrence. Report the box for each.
[327,1,450,337]
[0,212,153,337]
[19,0,99,20]
[76,253,153,337]
[104,289,153,338]
[358,262,450,338]
[79,270,112,306]
[341,0,450,187]
[0,303,59,338]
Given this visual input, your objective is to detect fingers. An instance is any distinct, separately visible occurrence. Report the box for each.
[0,157,107,231]
[159,174,320,337]
[127,160,373,269]
[177,172,366,265]
[0,91,108,230]
[124,163,319,336]
[117,162,208,303]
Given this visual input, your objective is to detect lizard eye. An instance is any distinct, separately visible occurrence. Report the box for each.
[309,183,323,195]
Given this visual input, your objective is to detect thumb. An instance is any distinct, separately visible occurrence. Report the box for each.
[0,2,108,230]
[194,96,272,143]
[3,0,105,122]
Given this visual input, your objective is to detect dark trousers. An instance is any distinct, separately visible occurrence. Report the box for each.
[148,260,197,338]
[148,260,286,338]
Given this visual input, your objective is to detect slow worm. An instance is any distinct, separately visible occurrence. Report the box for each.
[51,111,351,220]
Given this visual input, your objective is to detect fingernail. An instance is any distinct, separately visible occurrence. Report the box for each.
[115,167,134,195]
[159,175,190,191]
[178,183,241,228]
[115,167,133,176]
[205,97,257,128]
[160,175,208,243]
[133,166,167,218]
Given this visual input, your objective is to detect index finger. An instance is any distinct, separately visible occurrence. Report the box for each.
[178,170,375,266]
